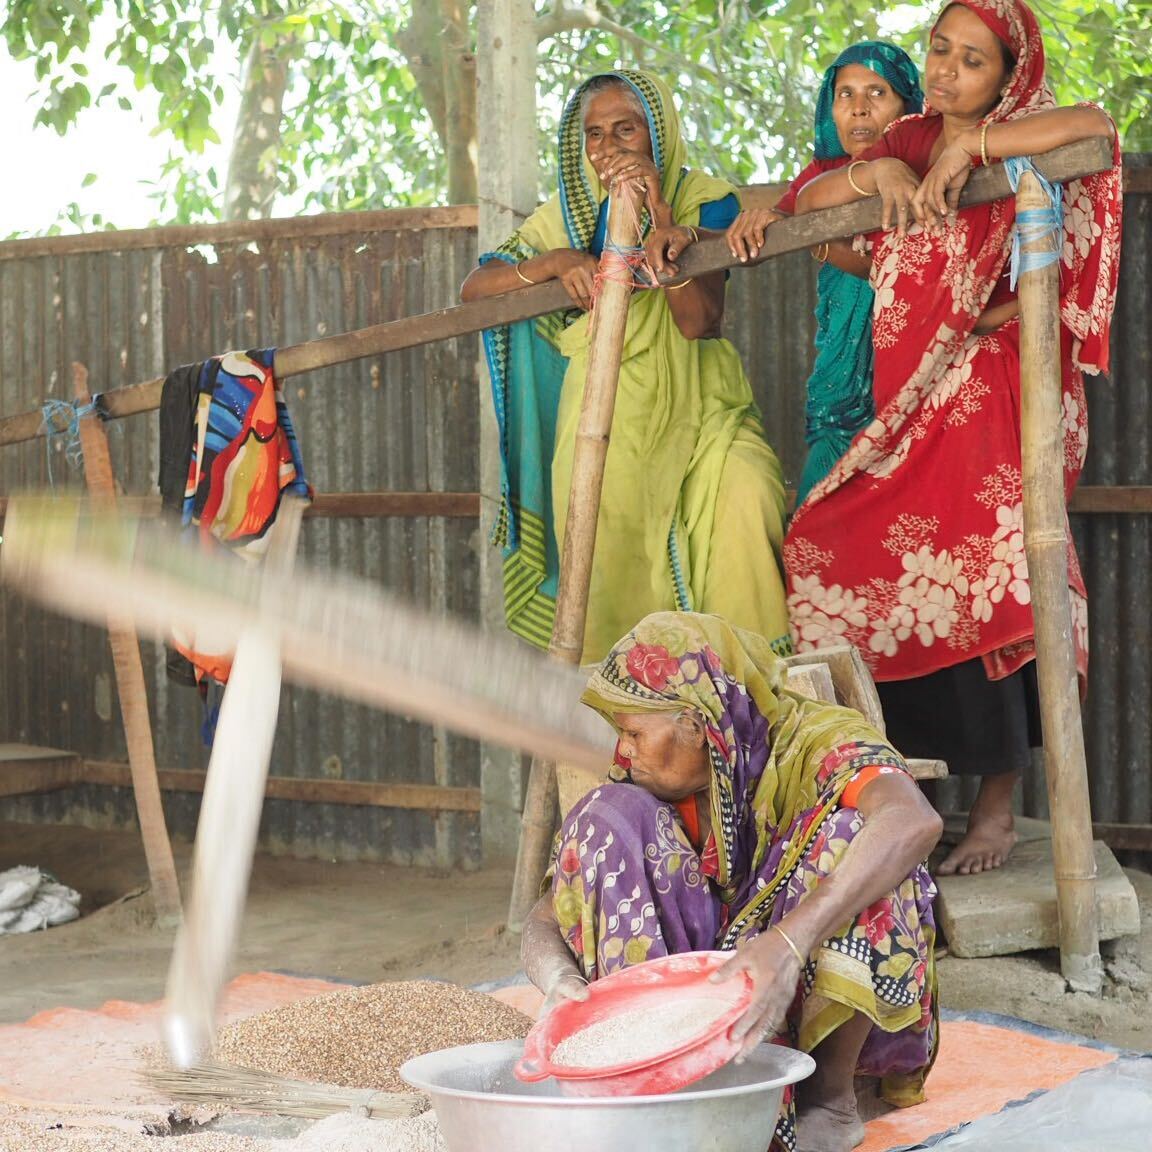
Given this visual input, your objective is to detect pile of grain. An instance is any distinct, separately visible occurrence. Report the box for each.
[215,981,532,1093]
[290,1111,445,1152]
[552,999,731,1069]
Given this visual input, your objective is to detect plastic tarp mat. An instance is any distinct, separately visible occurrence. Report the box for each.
[899,1055,1152,1151]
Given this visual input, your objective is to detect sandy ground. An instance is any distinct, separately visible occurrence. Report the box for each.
[1,819,1149,1145]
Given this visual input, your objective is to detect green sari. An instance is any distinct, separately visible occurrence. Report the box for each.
[482,70,790,664]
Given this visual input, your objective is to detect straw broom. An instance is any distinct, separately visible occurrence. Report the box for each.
[142,1060,427,1120]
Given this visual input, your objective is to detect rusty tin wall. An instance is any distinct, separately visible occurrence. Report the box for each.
[1,170,1149,861]
[0,220,483,867]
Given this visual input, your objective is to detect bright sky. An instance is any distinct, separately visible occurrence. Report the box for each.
[2,12,238,237]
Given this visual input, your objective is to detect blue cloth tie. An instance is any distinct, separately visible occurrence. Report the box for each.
[38,396,103,485]
[1004,156,1063,290]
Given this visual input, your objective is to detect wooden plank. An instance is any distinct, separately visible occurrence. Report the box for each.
[784,646,887,733]
[905,758,949,782]
[5,486,1150,523]
[785,662,838,705]
[1090,822,1152,853]
[307,492,480,518]
[0,150,1140,266]
[0,743,78,762]
[74,362,182,924]
[0,747,82,797]
[1068,486,1152,514]
[83,760,482,812]
[0,139,1116,449]
[0,206,480,262]
[935,838,1139,959]
[1,491,481,523]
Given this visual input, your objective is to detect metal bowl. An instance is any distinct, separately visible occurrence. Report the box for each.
[401,1038,815,1152]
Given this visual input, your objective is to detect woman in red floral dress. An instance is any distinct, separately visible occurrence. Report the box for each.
[787,0,1121,875]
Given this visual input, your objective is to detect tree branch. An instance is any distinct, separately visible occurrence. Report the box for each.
[533,3,770,111]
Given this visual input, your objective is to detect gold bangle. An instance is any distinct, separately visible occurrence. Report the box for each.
[846,159,870,198]
[665,277,694,290]
[684,224,699,245]
[980,121,991,167]
[514,260,536,286]
[811,242,829,264]
[772,923,806,966]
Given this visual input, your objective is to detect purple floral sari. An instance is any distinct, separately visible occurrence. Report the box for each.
[550,612,937,1150]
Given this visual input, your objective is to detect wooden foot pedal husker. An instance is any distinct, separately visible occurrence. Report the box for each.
[0,497,614,1067]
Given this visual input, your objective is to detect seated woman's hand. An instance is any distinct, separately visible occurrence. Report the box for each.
[539,970,590,1017]
[913,142,975,232]
[726,208,782,263]
[644,223,697,279]
[589,145,663,215]
[868,158,922,236]
[712,927,806,1059]
[545,248,600,311]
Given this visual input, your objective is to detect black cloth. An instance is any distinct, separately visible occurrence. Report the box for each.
[876,658,1041,777]
[157,362,204,686]
[158,361,203,516]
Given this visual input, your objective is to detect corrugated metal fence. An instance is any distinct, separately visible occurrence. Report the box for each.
[0,166,1148,864]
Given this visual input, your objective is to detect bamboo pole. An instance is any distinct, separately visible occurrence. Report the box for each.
[506,187,642,930]
[1016,169,1102,993]
[0,140,1114,452]
[72,362,183,926]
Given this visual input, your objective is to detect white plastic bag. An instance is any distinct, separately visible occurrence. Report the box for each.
[0,866,81,934]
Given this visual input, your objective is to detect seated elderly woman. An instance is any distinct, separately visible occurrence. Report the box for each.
[522,612,942,1152]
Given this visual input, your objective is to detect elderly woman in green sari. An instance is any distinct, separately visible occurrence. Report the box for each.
[461,71,791,665]
[522,612,942,1152]
[727,43,923,506]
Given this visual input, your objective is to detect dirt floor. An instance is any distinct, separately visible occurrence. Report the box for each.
[1,818,1150,1146]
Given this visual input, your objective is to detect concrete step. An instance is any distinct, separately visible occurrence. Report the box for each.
[935,833,1141,959]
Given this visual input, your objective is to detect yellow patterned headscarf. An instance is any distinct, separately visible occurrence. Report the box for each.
[582,612,902,915]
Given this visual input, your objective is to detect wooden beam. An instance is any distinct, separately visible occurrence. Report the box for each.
[74,362,182,923]
[0,139,1116,450]
[0,491,481,523]
[0,152,1142,266]
[83,760,482,813]
[1068,486,1152,514]
[4,485,1149,528]
[0,754,81,797]
[1091,822,1152,853]
[0,206,480,262]
[4,485,1148,526]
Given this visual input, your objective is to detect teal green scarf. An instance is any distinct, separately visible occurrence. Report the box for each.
[796,42,923,507]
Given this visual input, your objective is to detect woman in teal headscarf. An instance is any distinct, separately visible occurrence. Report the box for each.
[462,71,792,665]
[728,43,923,507]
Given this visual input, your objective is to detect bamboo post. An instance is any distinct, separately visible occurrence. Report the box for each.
[1016,170,1102,993]
[72,362,182,925]
[163,496,304,1067]
[506,187,642,930]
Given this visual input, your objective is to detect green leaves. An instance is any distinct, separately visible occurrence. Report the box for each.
[3,0,1148,232]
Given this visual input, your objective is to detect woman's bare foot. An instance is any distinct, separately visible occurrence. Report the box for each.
[795,1100,865,1152]
[936,771,1019,875]
[796,1011,872,1152]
